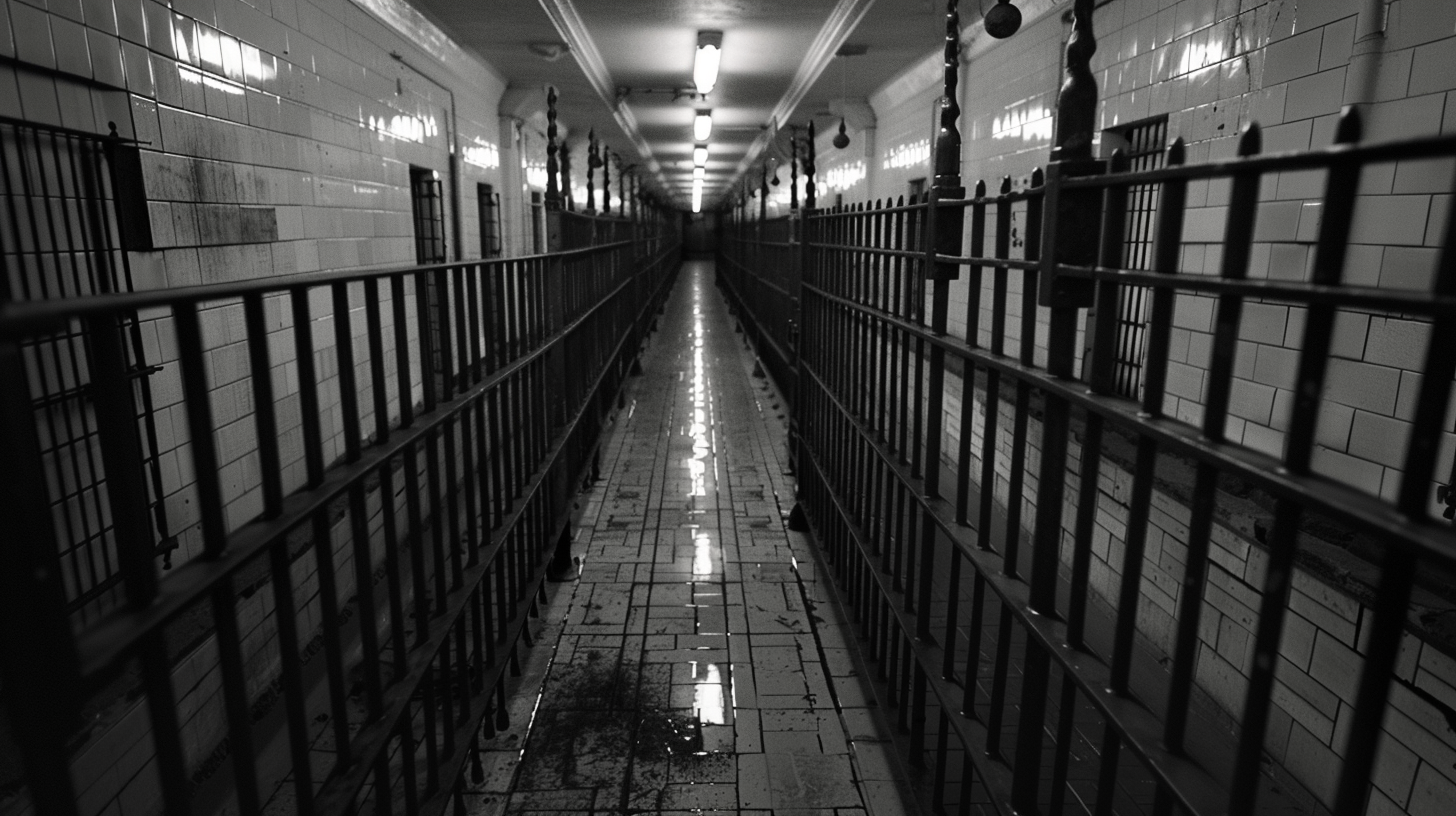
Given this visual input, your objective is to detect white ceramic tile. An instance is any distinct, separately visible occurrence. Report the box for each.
[80,0,115,34]
[114,0,144,44]
[88,29,123,86]
[9,0,54,69]
[0,1,14,59]
[50,14,90,77]
[54,75,97,130]
[0,63,19,115]
[15,67,61,124]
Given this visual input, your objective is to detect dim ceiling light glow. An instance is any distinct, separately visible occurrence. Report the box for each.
[693,145,708,167]
[694,31,722,95]
[694,110,713,141]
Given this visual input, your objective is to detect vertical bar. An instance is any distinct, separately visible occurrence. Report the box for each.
[1332,153,1456,816]
[1165,126,1262,753]
[435,268,456,402]
[0,339,83,816]
[333,282,364,463]
[1284,108,1364,476]
[365,279,391,445]
[417,271,439,413]
[392,275,415,429]
[173,302,228,557]
[84,313,159,607]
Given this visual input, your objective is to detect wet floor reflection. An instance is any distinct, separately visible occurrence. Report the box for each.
[472,263,884,815]
[685,278,715,502]
[692,529,715,577]
[691,662,727,727]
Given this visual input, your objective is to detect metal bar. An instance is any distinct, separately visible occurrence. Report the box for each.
[0,338,83,816]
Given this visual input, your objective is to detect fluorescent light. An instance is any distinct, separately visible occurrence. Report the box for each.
[692,178,704,213]
[693,167,706,180]
[694,31,722,95]
[693,145,708,167]
[693,110,713,141]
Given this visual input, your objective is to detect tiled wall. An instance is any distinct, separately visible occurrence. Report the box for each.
[1,0,521,543]
[868,81,939,203]
[851,0,1456,813]
[1,0,528,812]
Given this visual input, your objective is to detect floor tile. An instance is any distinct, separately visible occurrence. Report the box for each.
[462,262,913,815]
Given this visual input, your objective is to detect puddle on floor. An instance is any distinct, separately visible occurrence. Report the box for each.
[510,648,739,811]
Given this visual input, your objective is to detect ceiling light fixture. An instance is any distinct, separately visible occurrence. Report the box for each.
[693,145,709,167]
[694,110,713,141]
[694,31,722,95]
[693,167,706,180]
[692,178,704,213]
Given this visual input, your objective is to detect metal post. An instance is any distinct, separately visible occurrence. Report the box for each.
[545,87,561,211]
[805,121,817,210]
[1038,0,1099,310]
[1014,0,1099,809]
[0,340,82,816]
[914,2,965,761]
[789,128,800,211]
[760,164,769,222]
[603,148,612,216]
[587,129,598,212]
[560,140,574,212]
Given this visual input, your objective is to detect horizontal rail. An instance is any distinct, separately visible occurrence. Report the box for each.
[725,103,1456,816]
[0,211,681,816]
[794,383,1233,816]
[72,263,641,681]
[0,240,636,336]
[801,279,1456,563]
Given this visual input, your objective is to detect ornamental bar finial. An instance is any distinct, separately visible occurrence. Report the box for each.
[760,164,768,221]
[789,127,799,211]
[586,128,598,212]
[560,141,573,211]
[805,120,817,209]
[934,0,962,189]
[1052,0,1098,162]
[545,86,561,210]
[603,147,612,215]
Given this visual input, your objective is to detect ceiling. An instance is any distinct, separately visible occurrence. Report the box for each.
[411,0,977,208]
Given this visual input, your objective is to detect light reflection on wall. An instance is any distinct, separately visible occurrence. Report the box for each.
[822,160,866,192]
[992,104,1052,142]
[174,19,275,94]
[353,0,468,70]
[524,161,548,190]
[1178,37,1228,76]
[463,138,501,169]
[242,45,275,85]
[366,113,437,143]
[883,139,929,170]
[178,66,246,96]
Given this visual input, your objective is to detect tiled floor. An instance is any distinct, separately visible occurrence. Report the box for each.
[462,261,920,815]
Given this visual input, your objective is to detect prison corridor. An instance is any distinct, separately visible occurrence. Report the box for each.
[458,260,919,815]
[6,1,1456,813]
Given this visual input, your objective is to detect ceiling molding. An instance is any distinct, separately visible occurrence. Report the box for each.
[537,0,670,198]
[729,0,877,190]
